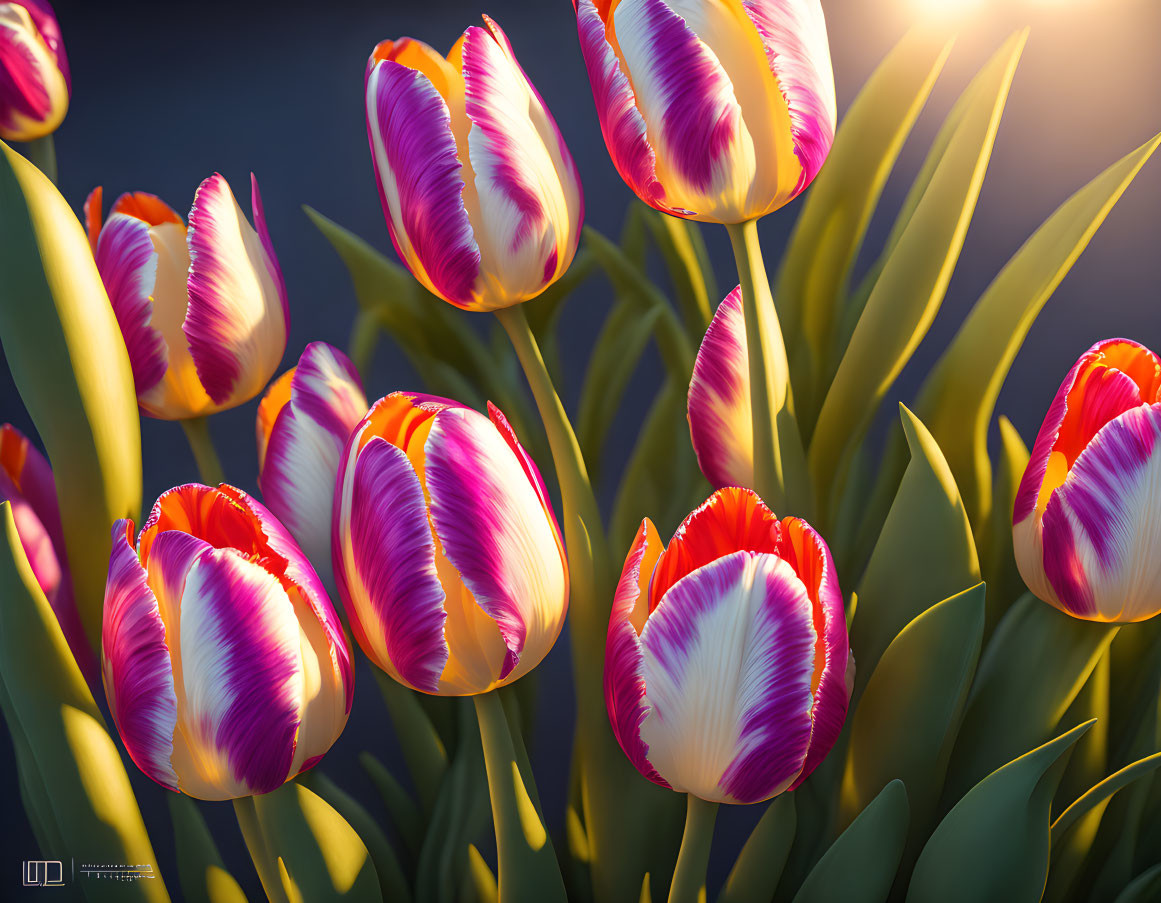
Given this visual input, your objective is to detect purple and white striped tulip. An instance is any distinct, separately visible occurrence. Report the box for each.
[365,16,583,311]
[0,0,68,141]
[84,175,288,421]
[606,487,852,804]
[102,483,353,800]
[257,342,368,583]
[572,0,836,224]
[332,392,569,696]
[1014,339,1161,623]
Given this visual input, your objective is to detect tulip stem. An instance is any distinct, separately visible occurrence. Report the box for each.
[233,796,291,903]
[669,794,719,903]
[474,689,566,903]
[180,417,225,486]
[21,136,57,184]
[725,219,809,518]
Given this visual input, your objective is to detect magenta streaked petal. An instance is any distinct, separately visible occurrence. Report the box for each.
[486,402,565,557]
[12,1,66,85]
[366,58,481,307]
[0,2,67,141]
[250,174,289,334]
[102,521,179,792]
[639,550,816,803]
[94,213,168,396]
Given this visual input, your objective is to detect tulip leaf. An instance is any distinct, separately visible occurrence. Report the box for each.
[1056,648,1111,812]
[849,406,980,697]
[466,844,498,903]
[0,502,168,902]
[1113,863,1161,903]
[808,31,1025,512]
[776,25,954,423]
[359,752,422,856]
[643,207,715,336]
[844,584,985,834]
[0,141,142,651]
[944,595,1118,801]
[1052,751,1161,847]
[168,795,248,903]
[979,416,1029,631]
[373,668,448,818]
[717,793,795,903]
[907,720,1093,903]
[792,779,909,903]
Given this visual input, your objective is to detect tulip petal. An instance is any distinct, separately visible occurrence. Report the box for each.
[256,368,294,472]
[487,401,565,559]
[102,521,179,791]
[94,213,168,396]
[110,191,185,228]
[639,550,816,803]
[366,58,481,307]
[83,185,102,251]
[0,3,68,141]
[184,173,287,407]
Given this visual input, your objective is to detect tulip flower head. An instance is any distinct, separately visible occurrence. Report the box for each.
[572,0,836,224]
[102,484,353,800]
[365,15,583,311]
[257,342,368,581]
[606,487,851,804]
[0,0,69,141]
[0,423,93,678]
[333,392,568,695]
[85,174,288,420]
[1013,339,1161,623]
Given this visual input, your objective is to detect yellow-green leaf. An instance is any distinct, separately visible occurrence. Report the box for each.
[644,208,715,336]
[980,416,1029,631]
[717,793,795,903]
[169,795,247,903]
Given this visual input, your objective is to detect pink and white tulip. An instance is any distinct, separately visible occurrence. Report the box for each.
[1013,339,1161,623]
[365,16,583,311]
[606,487,852,804]
[333,392,568,695]
[84,175,288,421]
[0,423,93,679]
[572,0,836,224]
[257,342,368,582]
[102,483,353,800]
[0,1,68,141]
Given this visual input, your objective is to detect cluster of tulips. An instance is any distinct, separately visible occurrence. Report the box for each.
[2,1,1161,902]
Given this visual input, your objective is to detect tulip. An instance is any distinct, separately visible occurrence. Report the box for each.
[0,1,68,142]
[332,392,568,695]
[365,15,583,311]
[572,0,836,224]
[606,486,852,804]
[257,342,368,582]
[102,483,353,800]
[0,422,93,678]
[84,174,288,420]
[1013,338,1161,623]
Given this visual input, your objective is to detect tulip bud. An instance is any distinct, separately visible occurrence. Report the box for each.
[606,487,852,803]
[84,174,288,420]
[257,342,368,582]
[572,0,835,224]
[365,15,583,311]
[333,392,569,695]
[0,1,69,142]
[1013,339,1161,623]
[102,483,353,800]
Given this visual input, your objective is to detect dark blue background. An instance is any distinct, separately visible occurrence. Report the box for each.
[2,0,1159,898]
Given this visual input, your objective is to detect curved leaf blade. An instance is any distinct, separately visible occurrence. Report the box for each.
[717,793,795,903]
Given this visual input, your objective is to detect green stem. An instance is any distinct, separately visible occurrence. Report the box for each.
[180,416,225,485]
[22,135,56,184]
[669,795,719,903]
[474,689,566,903]
[725,220,809,518]
[233,795,291,903]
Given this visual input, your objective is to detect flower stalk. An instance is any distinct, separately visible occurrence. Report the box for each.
[180,416,225,486]
[669,795,719,903]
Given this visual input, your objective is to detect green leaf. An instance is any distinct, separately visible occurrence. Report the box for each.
[808,31,1026,515]
[0,141,142,650]
[1114,863,1161,903]
[844,584,985,834]
[465,845,498,903]
[792,780,909,903]
[359,752,422,856]
[373,668,448,818]
[776,25,954,424]
[849,406,980,697]
[1056,648,1111,814]
[0,503,168,902]
[643,208,715,336]
[168,795,247,903]
[1052,751,1161,847]
[944,595,1117,801]
[915,132,1161,524]
[979,416,1029,631]
[717,793,795,903]
[907,721,1093,903]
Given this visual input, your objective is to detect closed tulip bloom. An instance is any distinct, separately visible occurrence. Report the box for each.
[333,392,568,695]
[606,487,852,803]
[257,342,368,581]
[572,0,835,224]
[365,15,583,311]
[0,1,69,141]
[0,423,93,679]
[102,483,353,800]
[84,174,288,420]
[1013,339,1161,623]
